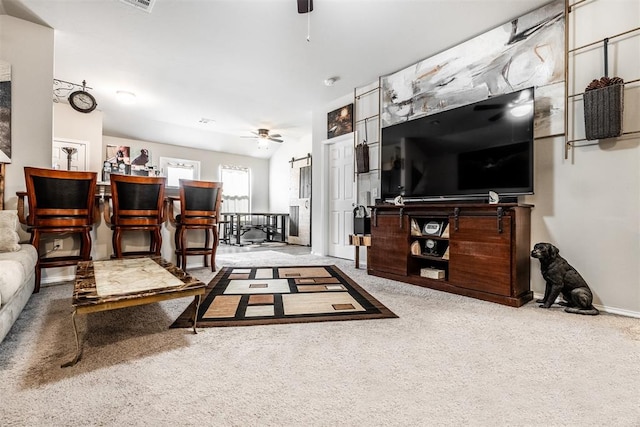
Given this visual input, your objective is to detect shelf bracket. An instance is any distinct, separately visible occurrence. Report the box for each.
[496,207,504,234]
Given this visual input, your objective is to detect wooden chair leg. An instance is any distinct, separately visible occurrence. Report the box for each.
[31,229,41,293]
[153,227,162,256]
[203,228,210,267]
[174,225,182,268]
[81,228,92,260]
[180,227,188,270]
[211,226,219,272]
[113,227,122,258]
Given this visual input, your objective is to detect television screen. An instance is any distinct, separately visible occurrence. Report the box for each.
[380,87,534,201]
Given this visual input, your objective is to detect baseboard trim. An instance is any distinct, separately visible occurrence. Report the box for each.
[532,292,640,318]
[41,274,75,285]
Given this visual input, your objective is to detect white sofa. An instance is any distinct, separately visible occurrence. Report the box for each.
[0,211,38,344]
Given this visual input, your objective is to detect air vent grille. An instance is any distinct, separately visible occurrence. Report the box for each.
[119,0,155,13]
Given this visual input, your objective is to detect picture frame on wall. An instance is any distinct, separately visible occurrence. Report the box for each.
[105,144,131,174]
[327,103,353,139]
[0,60,12,164]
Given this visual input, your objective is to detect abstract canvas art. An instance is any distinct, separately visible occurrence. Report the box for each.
[0,61,11,163]
[327,104,353,139]
[380,0,565,137]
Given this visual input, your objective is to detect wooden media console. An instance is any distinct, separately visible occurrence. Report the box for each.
[367,203,533,307]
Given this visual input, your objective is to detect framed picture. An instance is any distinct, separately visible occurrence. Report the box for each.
[327,103,353,139]
[105,144,131,165]
[0,60,12,163]
[131,148,150,167]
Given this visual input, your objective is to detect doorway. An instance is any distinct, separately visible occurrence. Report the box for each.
[325,133,355,260]
[52,138,88,171]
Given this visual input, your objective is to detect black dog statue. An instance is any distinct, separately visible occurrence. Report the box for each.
[530,242,599,315]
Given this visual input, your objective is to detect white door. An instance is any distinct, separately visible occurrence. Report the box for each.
[327,135,355,260]
[52,139,87,171]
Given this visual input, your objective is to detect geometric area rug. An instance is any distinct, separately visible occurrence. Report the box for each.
[171,265,397,328]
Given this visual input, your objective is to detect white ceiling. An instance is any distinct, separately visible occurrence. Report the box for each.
[3,0,550,158]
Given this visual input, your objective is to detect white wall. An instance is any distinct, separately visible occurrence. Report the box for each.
[0,15,54,209]
[312,0,640,315]
[523,0,640,315]
[53,102,103,173]
[268,134,312,213]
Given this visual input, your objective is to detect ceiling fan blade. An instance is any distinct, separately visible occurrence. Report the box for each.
[297,0,313,13]
[269,138,284,143]
[269,133,282,138]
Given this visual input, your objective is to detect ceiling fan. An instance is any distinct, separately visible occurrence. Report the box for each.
[242,129,284,148]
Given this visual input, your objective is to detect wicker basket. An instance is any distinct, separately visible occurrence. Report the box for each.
[583,83,624,140]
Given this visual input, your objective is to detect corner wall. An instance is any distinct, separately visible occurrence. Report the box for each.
[0,15,54,209]
[268,134,312,213]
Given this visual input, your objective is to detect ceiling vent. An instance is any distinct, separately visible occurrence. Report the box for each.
[119,0,155,13]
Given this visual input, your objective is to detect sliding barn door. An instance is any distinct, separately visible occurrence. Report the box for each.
[288,156,312,246]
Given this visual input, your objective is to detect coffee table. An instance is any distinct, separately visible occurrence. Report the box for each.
[62,256,206,367]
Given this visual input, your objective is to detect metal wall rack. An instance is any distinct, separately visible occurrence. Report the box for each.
[564,0,640,158]
[353,84,381,179]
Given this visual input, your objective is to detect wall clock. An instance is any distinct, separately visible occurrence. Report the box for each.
[68,90,97,113]
[68,80,97,113]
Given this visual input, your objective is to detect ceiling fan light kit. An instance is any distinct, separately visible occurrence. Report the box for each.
[241,128,284,148]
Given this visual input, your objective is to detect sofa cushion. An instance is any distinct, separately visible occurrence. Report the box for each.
[0,260,25,304]
[0,210,20,253]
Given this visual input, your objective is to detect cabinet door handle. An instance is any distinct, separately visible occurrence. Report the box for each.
[453,207,460,231]
[399,208,404,228]
[497,207,503,234]
[373,208,377,227]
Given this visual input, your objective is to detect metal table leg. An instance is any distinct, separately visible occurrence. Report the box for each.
[192,294,202,334]
[61,309,82,368]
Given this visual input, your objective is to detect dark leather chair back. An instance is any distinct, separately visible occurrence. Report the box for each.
[109,174,166,225]
[178,180,222,225]
[23,167,97,227]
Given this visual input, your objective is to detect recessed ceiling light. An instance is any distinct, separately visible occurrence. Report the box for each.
[116,90,136,105]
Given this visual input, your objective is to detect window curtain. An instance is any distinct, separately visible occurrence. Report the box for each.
[220,166,250,213]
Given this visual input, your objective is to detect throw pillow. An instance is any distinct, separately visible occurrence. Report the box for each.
[0,210,19,231]
[0,228,20,252]
[0,210,20,252]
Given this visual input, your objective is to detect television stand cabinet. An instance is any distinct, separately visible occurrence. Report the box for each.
[367,203,533,307]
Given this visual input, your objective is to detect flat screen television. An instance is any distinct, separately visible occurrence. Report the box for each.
[380,87,535,202]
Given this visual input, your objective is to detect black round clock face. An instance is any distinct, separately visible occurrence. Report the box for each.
[425,239,436,249]
[68,90,97,113]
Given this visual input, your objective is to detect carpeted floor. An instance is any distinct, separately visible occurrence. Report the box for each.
[172,265,397,327]
[0,248,639,426]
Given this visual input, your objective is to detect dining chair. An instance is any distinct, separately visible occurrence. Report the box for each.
[103,174,166,258]
[17,167,98,292]
[168,179,222,271]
